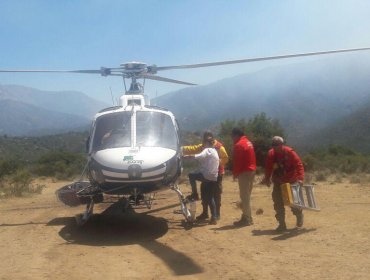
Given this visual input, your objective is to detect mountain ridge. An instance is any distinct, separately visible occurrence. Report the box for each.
[0,85,109,136]
[0,99,90,136]
[1,56,370,153]
[0,84,108,119]
[155,56,370,152]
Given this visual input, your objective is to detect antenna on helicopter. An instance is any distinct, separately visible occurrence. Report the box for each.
[109,86,115,105]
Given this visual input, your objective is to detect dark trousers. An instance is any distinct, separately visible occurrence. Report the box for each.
[200,181,218,218]
[201,174,223,217]
[188,172,209,194]
[272,182,302,224]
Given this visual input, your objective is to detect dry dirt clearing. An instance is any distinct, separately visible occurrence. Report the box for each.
[1,176,370,280]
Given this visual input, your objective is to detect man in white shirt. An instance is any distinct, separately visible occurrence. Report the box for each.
[183,136,219,224]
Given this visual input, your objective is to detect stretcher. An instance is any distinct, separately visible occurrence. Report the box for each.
[281,183,320,211]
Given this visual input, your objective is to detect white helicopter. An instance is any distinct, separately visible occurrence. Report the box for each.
[1,47,370,225]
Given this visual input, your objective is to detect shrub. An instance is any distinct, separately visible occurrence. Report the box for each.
[33,151,86,179]
[302,155,316,172]
[0,169,45,197]
[334,174,343,183]
[304,145,370,174]
[315,172,327,182]
[0,159,20,179]
[349,176,361,184]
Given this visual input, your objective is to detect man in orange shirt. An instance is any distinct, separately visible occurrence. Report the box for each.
[231,127,256,227]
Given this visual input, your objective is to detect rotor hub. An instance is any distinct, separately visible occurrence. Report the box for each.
[121,62,147,71]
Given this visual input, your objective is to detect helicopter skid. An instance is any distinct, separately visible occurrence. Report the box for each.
[171,184,196,223]
[75,198,95,226]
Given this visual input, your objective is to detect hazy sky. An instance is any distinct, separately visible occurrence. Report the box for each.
[1,0,370,102]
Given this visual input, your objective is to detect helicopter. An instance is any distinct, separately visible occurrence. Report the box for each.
[1,47,370,225]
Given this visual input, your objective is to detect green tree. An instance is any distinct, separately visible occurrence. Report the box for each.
[218,113,285,167]
[245,113,285,167]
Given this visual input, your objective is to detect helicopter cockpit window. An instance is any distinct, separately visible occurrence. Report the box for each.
[92,111,132,151]
[136,111,178,150]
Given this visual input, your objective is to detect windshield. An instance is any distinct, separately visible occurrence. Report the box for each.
[92,111,132,151]
[91,110,178,152]
[136,111,178,150]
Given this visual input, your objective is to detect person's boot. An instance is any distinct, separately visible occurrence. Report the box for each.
[216,206,221,220]
[196,202,208,221]
[186,192,200,201]
[209,216,217,225]
[296,212,304,228]
[275,222,287,232]
[196,212,209,221]
[233,215,253,227]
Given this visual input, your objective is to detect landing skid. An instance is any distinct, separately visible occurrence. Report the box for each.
[171,184,196,223]
[144,193,155,209]
[58,181,190,225]
[75,198,95,226]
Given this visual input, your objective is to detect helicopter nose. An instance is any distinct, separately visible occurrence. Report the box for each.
[128,164,142,179]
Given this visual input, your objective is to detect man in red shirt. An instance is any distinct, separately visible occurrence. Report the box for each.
[231,127,256,227]
[262,136,304,232]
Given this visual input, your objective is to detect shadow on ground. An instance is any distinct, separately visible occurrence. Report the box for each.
[47,201,203,276]
[252,228,317,240]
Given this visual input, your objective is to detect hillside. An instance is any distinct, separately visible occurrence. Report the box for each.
[155,55,370,152]
[303,99,370,153]
[0,85,107,118]
[0,99,90,136]
[1,56,370,151]
[0,85,108,136]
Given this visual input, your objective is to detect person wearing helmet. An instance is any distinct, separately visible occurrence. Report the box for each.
[261,136,304,232]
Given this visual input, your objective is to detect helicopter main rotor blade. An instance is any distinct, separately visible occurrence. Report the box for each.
[0,69,103,74]
[154,47,370,71]
[143,74,196,85]
[0,68,121,77]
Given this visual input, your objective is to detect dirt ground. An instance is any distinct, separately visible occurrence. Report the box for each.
[1,175,370,280]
